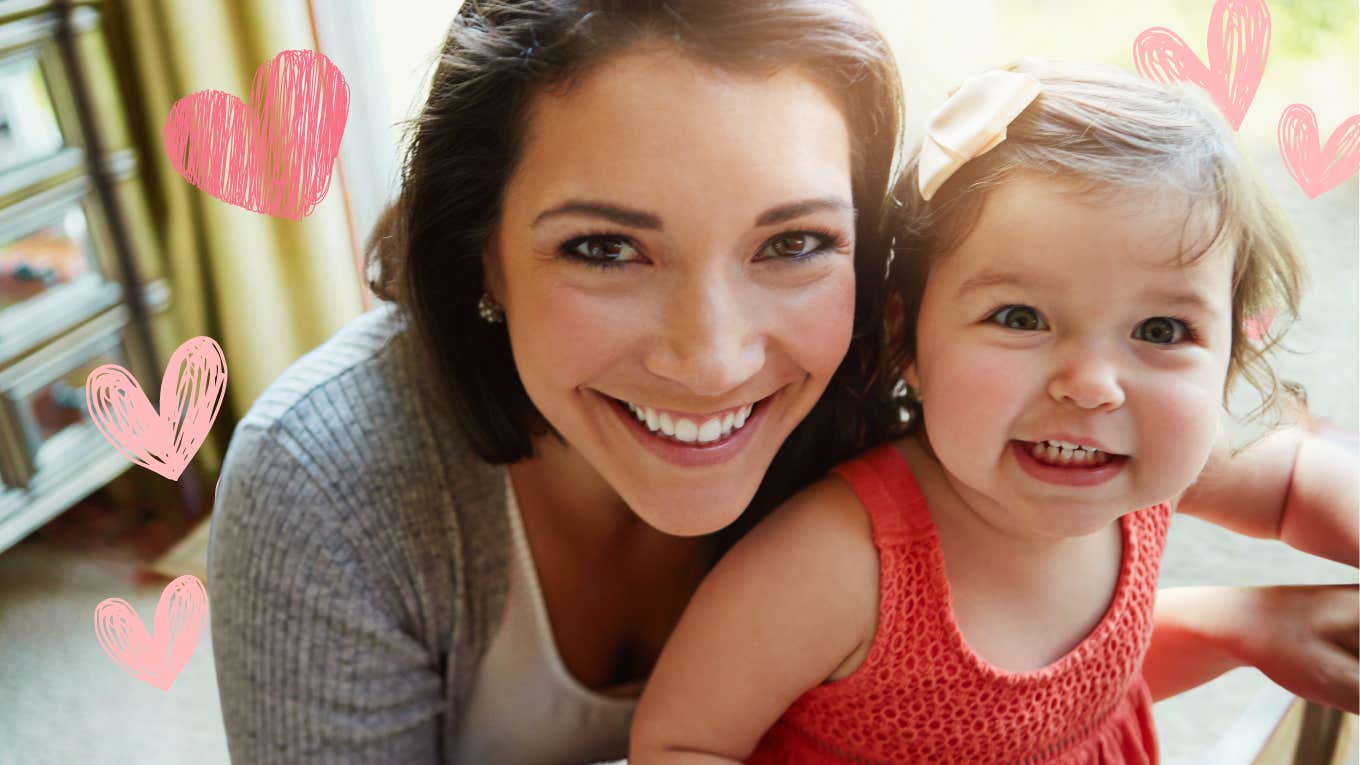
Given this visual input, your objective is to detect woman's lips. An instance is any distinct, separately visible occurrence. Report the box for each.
[602,391,773,468]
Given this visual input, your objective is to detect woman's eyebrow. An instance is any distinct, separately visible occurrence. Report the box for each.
[755,196,856,226]
[533,200,662,229]
[531,196,855,230]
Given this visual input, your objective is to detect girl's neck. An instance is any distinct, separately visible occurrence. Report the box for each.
[895,434,1124,672]
[895,434,1108,562]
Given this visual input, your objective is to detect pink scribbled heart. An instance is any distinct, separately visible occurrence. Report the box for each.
[1277,105,1360,199]
[85,336,227,481]
[94,575,208,691]
[1243,310,1275,342]
[1133,0,1270,130]
[163,49,349,220]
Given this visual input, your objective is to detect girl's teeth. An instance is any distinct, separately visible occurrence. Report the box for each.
[1028,440,1112,467]
[626,401,758,444]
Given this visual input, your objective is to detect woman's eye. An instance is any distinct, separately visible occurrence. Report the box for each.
[564,235,640,265]
[988,305,1047,331]
[761,232,830,260]
[1134,317,1188,344]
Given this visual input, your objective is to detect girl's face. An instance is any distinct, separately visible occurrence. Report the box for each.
[906,174,1234,540]
[490,48,857,536]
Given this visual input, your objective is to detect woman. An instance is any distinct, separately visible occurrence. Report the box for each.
[207,2,1356,763]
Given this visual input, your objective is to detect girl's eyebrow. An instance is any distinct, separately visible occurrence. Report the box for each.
[531,196,855,231]
[956,270,1030,297]
[957,270,1221,318]
[1142,289,1219,317]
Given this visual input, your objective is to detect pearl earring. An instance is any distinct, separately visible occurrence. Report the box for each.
[477,292,505,324]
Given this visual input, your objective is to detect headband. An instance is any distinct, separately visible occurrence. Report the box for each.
[918,70,1042,201]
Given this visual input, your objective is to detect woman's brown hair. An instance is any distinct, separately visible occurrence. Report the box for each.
[367,0,907,528]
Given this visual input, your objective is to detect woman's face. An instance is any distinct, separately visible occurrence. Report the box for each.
[489,48,857,536]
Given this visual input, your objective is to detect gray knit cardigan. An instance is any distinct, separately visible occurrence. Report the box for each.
[207,302,511,763]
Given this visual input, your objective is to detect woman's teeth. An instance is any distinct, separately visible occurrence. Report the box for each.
[1028,439,1111,467]
[626,402,754,444]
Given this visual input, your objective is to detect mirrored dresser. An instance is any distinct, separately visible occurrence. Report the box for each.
[0,0,176,552]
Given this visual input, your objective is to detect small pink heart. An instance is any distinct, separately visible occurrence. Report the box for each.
[1243,310,1275,342]
[1133,0,1271,130]
[163,50,349,220]
[85,336,228,481]
[1278,105,1360,199]
[94,575,208,691]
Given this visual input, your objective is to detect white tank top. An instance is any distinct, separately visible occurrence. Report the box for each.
[451,476,640,764]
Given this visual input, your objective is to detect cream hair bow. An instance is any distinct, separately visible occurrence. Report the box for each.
[917,70,1041,201]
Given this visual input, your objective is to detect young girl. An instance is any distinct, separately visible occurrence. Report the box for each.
[630,61,1359,764]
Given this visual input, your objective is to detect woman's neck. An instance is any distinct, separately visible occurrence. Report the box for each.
[508,432,715,562]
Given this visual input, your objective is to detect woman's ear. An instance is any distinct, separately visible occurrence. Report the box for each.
[904,361,920,392]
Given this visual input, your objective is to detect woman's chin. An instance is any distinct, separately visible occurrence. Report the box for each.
[630,488,755,537]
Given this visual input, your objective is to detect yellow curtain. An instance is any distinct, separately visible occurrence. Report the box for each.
[105,0,367,427]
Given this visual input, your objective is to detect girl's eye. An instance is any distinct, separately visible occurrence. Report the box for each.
[759,231,839,261]
[562,235,641,267]
[1134,316,1189,344]
[988,305,1047,331]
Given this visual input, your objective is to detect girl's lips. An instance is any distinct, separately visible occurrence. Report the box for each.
[1011,440,1128,487]
[602,391,773,468]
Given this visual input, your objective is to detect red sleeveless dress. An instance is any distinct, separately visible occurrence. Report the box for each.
[748,444,1171,765]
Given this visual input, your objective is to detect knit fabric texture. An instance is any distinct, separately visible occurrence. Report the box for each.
[750,444,1170,765]
[207,303,512,763]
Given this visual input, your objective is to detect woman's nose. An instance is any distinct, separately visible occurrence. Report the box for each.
[643,274,765,398]
[1046,345,1126,412]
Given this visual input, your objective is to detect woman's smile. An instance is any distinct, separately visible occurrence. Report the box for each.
[596,388,779,468]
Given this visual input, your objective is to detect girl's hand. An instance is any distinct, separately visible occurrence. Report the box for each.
[1228,584,1358,714]
[1147,585,1358,714]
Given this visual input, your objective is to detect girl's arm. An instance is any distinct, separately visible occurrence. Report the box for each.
[630,478,881,764]
[1177,426,1358,567]
[1145,585,1359,713]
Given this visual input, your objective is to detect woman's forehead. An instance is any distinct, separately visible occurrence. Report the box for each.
[506,48,855,223]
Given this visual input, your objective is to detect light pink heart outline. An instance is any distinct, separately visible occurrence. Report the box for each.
[1132,0,1271,130]
[93,575,208,691]
[85,336,228,481]
[1278,105,1360,199]
[163,49,349,220]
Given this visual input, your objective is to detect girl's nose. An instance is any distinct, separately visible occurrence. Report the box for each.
[1046,349,1126,412]
[643,273,765,398]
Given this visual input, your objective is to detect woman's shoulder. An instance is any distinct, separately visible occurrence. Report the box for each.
[235,302,442,438]
[228,302,482,485]
[212,301,510,597]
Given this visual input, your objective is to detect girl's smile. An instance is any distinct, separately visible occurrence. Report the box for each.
[1010,440,1128,487]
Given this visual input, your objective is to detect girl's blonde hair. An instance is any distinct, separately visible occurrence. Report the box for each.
[889,59,1305,423]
